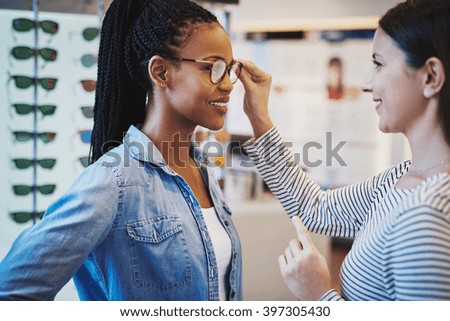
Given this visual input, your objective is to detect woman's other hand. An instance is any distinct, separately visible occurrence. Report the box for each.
[279,216,332,300]
[238,60,274,138]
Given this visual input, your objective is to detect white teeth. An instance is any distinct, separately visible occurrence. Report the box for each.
[209,102,227,107]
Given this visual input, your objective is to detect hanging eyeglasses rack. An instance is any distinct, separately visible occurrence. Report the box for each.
[31,0,40,225]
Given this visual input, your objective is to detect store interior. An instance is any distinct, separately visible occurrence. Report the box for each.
[0,0,407,300]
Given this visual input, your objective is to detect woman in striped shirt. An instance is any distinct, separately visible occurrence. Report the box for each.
[238,0,450,300]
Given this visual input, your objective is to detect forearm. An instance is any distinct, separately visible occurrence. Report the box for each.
[243,127,378,237]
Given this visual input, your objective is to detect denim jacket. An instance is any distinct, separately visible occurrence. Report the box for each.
[0,126,242,301]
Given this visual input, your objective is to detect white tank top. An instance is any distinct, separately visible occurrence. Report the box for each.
[201,207,232,301]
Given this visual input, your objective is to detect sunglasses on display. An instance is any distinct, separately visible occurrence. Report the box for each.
[82,27,99,41]
[13,131,56,143]
[79,156,90,168]
[81,54,97,67]
[78,130,92,144]
[9,211,45,223]
[80,106,94,118]
[12,158,56,170]
[12,18,59,34]
[80,79,96,92]
[11,75,57,90]
[12,103,56,116]
[170,57,242,84]
[11,46,57,62]
[12,184,56,196]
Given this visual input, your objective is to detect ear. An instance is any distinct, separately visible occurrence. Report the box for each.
[147,55,168,88]
[422,57,445,98]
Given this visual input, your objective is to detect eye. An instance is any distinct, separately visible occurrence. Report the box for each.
[203,61,214,71]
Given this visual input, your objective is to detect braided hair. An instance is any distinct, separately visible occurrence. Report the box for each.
[90,0,219,162]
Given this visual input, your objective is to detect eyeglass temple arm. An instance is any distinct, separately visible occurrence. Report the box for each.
[173,58,212,64]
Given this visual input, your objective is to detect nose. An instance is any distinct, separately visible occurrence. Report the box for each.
[360,66,375,93]
[218,72,233,92]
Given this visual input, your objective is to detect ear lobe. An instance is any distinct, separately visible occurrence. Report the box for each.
[148,55,168,87]
[423,57,445,98]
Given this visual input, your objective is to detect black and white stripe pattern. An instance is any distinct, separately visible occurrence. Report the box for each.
[243,127,450,301]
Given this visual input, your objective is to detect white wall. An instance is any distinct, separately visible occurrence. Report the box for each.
[232,0,402,20]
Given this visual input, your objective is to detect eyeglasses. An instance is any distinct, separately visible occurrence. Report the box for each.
[80,79,96,92]
[13,131,56,143]
[12,103,56,116]
[11,46,57,62]
[82,27,100,41]
[81,106,94,118]
[81,54,97,67]
[12,158,56,170]
[170,57,242,84]
[78,130,92,144]
[12,184,56,196]
[79,156,90,168]
[12,18,59,34]
[10,211,45,223]
[11,75,57,90]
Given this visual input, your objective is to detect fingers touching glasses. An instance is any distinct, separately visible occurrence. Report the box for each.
[170,57,242,84]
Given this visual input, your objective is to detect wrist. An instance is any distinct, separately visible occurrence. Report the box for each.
[250,117,274,139]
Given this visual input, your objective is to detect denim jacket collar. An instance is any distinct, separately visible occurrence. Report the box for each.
[123,125,209,168]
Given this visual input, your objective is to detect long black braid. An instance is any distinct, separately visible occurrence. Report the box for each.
[90,0,219,162]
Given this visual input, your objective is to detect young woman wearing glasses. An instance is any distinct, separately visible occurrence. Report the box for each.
[239,0,450,300]
[0,0,242,301]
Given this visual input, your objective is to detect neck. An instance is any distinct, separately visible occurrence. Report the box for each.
[140,105,195,168]
[405,122,450,176]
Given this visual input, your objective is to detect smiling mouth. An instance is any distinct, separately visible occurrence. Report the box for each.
[209,101,228,114]
[209,101,227,107]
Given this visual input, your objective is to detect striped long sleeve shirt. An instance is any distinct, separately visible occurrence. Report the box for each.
[243,127,450,301]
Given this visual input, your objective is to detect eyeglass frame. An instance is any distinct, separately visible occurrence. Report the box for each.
[168,57,242,84]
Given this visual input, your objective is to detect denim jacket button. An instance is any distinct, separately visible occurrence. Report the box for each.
[223,220,229,226]
[230,290,236,298]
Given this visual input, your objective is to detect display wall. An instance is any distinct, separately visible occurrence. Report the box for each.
[0,9,99,300]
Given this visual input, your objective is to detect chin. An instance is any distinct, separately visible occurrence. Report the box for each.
[203,120,225,132]
[378,125,389,133]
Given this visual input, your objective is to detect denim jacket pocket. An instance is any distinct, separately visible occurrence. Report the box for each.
[126,215,192,290]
